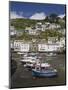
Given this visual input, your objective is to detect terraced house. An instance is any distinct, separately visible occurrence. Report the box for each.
[13,40,31,52]
[10,38,65,53]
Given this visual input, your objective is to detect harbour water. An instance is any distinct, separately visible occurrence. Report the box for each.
[11,53,66,88]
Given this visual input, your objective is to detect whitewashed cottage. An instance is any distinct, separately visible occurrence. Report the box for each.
[48,37,58,44]
[14,40,30,52]
[10,26,16,36]
[36,22,42,31]
[38,38,64,52]
[38,43,61,52]
[16,29,24,36]
[25,26,39,35]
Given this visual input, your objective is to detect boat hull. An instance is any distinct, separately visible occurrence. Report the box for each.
[24,65,35,70]
[32,69,57,77]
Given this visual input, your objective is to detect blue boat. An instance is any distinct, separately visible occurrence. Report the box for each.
[32,67,57,77]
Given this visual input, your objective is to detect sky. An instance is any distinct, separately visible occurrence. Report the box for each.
[10,1,66,20]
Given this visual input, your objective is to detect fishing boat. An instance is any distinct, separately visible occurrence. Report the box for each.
[32,63,57,77]
[32,68,57,77]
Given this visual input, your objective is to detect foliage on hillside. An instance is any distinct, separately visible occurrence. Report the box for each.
[10,18,44,30]
[10,15,65,30]
[10,14,65,40]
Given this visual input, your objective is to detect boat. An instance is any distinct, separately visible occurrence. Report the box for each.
[24,63,35,70]
[24,62,50,70]
[36,63,50,68]
[32,68,57,77]
[29,52,38,56]
[17,52,25,55]
[23,53,28,57]
[46,53,56,57]
[20,56,36,65]
[17,52,28,58]
[32,63,57,77]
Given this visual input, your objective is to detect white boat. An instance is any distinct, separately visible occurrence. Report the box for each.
[24,63,34,68]
[29,52,38,56]
[46,53,56,56]
[23,54,28,57]
[20,56,36,65]
[20,59,36,64]
[36,63,50,68]
[17,52,25,55]
[24,62,50,70]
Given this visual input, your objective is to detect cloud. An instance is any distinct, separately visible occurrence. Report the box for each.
[10,11,24,19]
[58,14,65,19]
[29,12,46,20]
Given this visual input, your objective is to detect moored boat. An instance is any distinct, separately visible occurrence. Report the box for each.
[24,62,50,70]
[32,63,57,77]
[46,53,56,57]
[20,56,36,65]
[32,68,57,77]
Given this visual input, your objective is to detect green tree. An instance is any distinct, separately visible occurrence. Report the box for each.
[49,13,58,23]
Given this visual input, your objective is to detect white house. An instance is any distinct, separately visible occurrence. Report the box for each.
[45,22,50,28]
[28,29,37,35]
[48,37,58,44]
[16,29,24,36]
[35,22,61,31]
[14,40,20,51]
[57,29,65,36]
[56,24,61,28]
[48,24,60,30]
[10,26,16,36]
[38,36,65,52]
[36,22,42,31]
[14,40,30,52]
[60,37,65,47]
[25,27,31,32]
[41,24,46,31]
[36,22,48,32]
[25,26,39,35]
[44,22,61,30]
[38,43,61,52]
[62,29,65,35]
[10,40,14,49]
